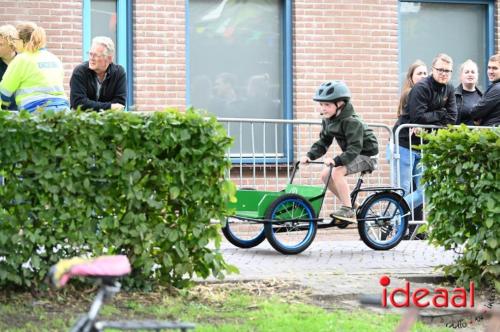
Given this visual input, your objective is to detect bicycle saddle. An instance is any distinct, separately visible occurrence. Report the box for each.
[48,255,131,288]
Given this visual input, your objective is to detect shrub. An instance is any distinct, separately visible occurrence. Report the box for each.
[421,125,499,291]
[0,109,236,290]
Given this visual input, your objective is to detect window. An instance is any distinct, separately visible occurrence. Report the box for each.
[188,0,292,158]
[83,0,133,107]
[399,1,494,90]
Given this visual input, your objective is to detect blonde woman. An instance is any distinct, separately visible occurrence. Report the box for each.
[0,24,18,110]
[0,22,69,112]
[455,59,482,125]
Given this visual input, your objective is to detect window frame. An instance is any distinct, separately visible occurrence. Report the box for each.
[82,0,134,108]
[398,0,495,89]
[185,0,294,164]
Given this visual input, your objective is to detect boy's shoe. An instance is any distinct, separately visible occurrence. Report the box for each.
[330,206,357,223]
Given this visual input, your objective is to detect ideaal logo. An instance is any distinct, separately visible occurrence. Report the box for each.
[379,276,496,329]
[379,275,475,308]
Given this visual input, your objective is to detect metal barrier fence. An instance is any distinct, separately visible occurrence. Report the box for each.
[217,117,393,220]
[392,123,496,237]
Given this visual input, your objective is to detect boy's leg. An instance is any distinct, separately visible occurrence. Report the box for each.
[330,155,376,222]
[331,166,351,207]
[320,167,340,198]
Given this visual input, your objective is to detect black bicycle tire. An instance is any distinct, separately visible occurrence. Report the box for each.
[222,217,266,248]
[357,192,408,250]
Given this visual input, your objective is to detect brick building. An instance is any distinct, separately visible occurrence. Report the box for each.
[1,1,497,117]
[1,1,498,162]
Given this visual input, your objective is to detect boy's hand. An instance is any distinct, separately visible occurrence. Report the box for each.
[300,156,311,164]
[324,158,335,166]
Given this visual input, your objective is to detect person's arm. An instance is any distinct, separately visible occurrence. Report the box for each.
[109,66,127,106]
[306,122,333,160]
[471,85,500,121]
[408,85,445,124]
[443,87,457,125]
[0,57,24,110]
[70,66,112,111]
[333,119,363,166]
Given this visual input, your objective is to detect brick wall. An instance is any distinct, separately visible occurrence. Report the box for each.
[133,0,186,111]
[293,0,399,127]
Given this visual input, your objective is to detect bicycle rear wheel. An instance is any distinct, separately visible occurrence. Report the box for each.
[357,192,408,250]
[222,216,266,249]
[264,194,317,255]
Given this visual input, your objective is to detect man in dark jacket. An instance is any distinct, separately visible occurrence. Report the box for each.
[397,53,457,220]
[70,36,126,112]
[471,54,500,126]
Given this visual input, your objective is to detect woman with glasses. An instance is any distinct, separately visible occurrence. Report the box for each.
[455,59,482,125]
[0,22,69,112]
[0,24,19,110]
[396,54,457,228]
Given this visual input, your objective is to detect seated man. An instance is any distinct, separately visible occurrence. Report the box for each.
[70,36,126,112]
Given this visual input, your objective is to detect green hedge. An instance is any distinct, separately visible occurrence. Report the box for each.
[421,125,499,291]
[0,109,236,290]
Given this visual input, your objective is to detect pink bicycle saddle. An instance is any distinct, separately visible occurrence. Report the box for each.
[49,255,132,288]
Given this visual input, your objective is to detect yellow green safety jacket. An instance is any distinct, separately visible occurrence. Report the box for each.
[0,48,69,112]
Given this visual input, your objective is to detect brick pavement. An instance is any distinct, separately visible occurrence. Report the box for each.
[209,234,497,331]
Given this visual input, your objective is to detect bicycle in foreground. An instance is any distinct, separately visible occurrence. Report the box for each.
[48,255,195,332]
[222,161,411,254]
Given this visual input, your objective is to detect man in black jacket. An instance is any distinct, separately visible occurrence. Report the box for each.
[70,36,126,112]
[396,53,457,223]
[471,54,500,126]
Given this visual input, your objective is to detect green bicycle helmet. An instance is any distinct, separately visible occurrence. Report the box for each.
[313,80,351,102]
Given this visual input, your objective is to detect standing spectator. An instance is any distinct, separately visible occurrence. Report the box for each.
[391,60,427,229]
[396,60,428,119]
[70,36,126,112]
[398,53,457,214]
[0,22,69,112]
[0,24,18,110]
[470,54,500,126]
[455,59,482,125]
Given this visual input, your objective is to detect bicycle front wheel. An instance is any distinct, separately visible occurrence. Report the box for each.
[222,216,266,249]
[358,192,408,250]
[264,194,317,255]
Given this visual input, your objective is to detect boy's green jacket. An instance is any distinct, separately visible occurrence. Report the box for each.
[306,102,379,166]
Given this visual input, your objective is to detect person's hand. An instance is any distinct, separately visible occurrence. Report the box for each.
[111,103,125,111]
[410,127,423,136]
[324,158,335,166]
[300,156,310,164]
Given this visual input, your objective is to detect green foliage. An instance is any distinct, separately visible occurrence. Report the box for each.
[0,109,236,290]
[421,125,499,290]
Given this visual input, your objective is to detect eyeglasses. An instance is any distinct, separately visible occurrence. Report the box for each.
[88,51,105,59]
[433,67,453,75]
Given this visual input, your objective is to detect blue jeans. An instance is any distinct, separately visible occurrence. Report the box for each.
[393,146,423,212]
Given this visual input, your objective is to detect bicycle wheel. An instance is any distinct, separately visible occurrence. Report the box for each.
[222,216,266,249]
[264,194,317,255]
[357,192,408,250]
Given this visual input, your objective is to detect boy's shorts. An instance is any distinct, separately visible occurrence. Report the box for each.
[345,155,378,175]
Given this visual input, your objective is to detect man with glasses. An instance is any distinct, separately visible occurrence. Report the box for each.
[470,54,500,126]
[396,53,457,233]
[70,36,126,112]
